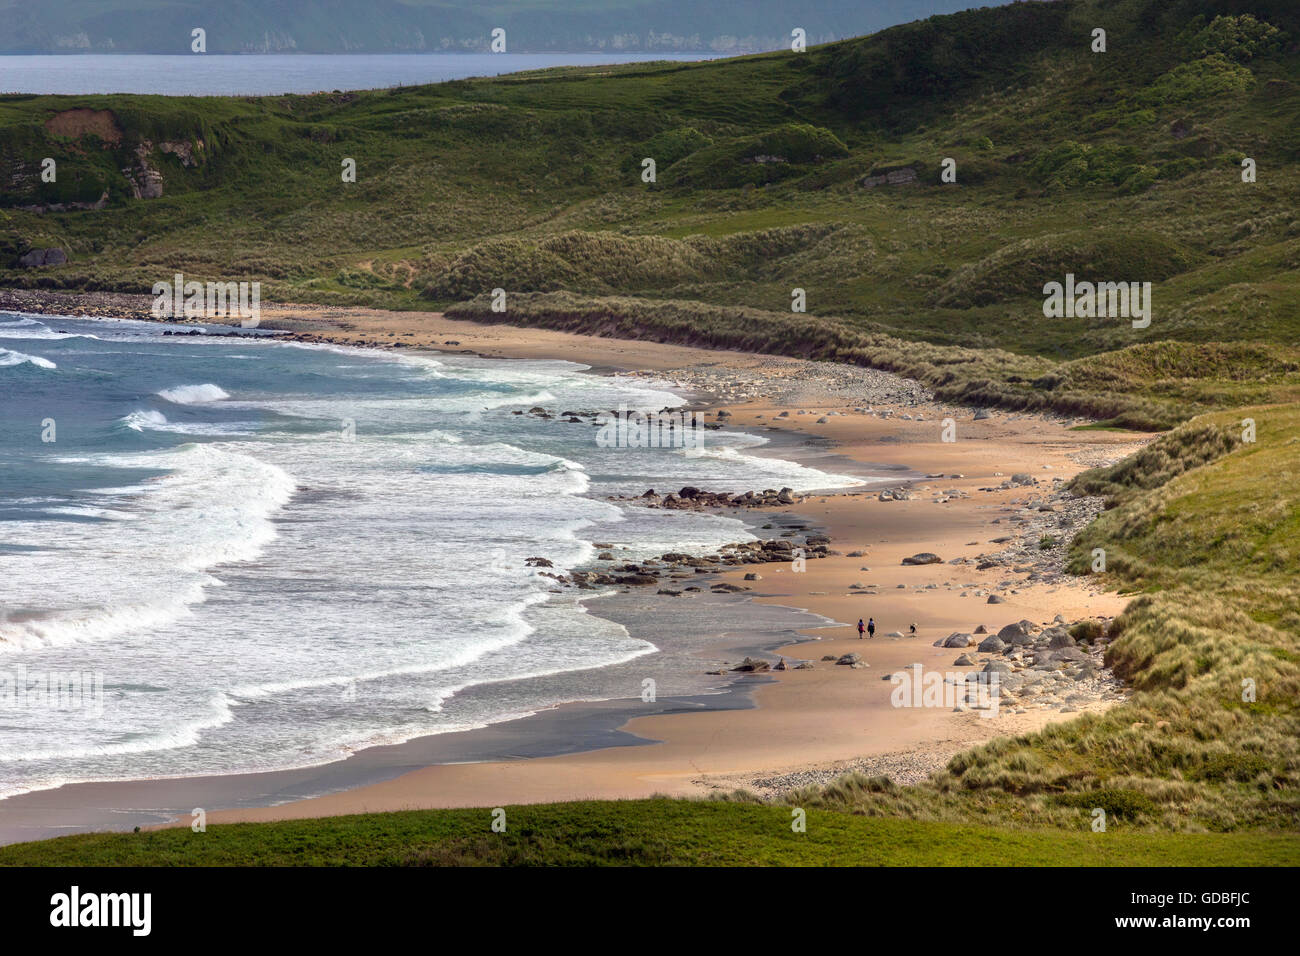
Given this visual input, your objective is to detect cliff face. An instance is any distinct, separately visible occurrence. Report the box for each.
[0,108,208,210]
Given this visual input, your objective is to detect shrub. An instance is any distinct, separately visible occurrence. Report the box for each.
[1187,14,1285,62]
[1141,55,1256,106]
[1054,788,1159,822]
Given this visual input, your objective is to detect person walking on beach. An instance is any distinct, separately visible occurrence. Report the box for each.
[857,618,866,639]
[867,617,876,639]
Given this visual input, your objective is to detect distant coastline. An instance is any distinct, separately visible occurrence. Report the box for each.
[0,52,725,96]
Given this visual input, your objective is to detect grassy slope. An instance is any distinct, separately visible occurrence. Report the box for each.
[1,800,1294,866]
[2,0,1300,425]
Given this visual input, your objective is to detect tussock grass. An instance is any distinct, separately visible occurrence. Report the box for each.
[447,291,1300,429]
[932,231,1199,309]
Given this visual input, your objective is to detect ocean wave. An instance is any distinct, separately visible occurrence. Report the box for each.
[0,316,101,341]
[680,442,866,492]
[122,409,169,431]
[0,691,235,765]
[0,444,296,650]
[120,409,257,437]
[0,347,56,369]
[0,581,208,652]
[158,383,230,404]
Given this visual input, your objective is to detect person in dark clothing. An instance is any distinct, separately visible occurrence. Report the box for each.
[867,618,876,639]
[857,618,866,639]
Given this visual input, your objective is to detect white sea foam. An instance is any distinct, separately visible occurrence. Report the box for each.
[0,443,296,650]
[121,409,257,436]
[0,347,56,369]
[0,329,866,801]
[157,383,230,404]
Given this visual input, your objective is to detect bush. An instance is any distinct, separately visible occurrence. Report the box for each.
[1187,14,1285,62]
[667,124,849,189]
[626,126,712,177]
[1141,55,1256,106]
[1054,788,1159,822]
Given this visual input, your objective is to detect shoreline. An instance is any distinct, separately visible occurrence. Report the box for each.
[0,294,1151,844]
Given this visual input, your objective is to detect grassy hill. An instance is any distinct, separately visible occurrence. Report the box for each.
[2,0,1299,426]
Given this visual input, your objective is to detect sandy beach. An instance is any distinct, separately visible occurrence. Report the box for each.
[0,296,1149,836]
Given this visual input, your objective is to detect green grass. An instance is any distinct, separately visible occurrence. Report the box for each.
[1,800,1294,866]
[4,2,1298,427]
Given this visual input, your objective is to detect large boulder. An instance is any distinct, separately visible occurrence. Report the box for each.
[997,622,1029,642]
[943,633,974,648]
[17,247,67,268]
[1043,627,1075,649]
[617,574,660,586]
[902,552,942,565]
[977,635,1006,653]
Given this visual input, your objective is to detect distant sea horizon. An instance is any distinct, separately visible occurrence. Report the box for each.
[0,52,726,96]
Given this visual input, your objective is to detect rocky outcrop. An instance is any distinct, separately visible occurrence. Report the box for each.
[860,166,918,188]
[122,143,165,199]
[616,485,804,510]
[16,248,68,268]
[17,189,110,214]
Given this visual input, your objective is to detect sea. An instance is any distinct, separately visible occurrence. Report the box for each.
[0,313,861,799]
[0,53,721,96]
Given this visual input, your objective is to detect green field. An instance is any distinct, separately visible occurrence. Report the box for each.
[1,800,1294,866]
